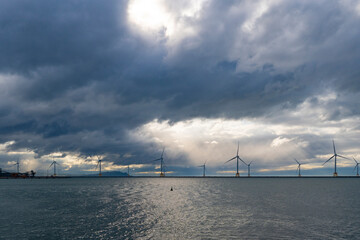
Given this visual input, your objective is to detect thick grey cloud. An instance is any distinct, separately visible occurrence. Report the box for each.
[0,0,359,174]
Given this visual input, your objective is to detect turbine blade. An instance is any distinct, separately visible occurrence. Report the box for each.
[333,140,336,155]
[323,155,335,165]
[354,165,357,172]
[161,148,165,158]
[239,157,247,165]
[353,157,358,164]
[294,158,300,165]
[249,160,253,166]
[337,155,350,160]
[237,141,239,156]
[225,156,237,163]
[153,158,161,161]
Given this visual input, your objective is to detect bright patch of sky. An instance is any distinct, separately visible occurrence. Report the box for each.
[127,0,207,50]
[129,92,360,175]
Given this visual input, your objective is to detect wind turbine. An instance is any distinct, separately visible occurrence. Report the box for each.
[294,159,302,177]
[95,156,102,177]
[353,157,359,177]
[198,160,208,177]
[49,160,59,176]
[153,148,165,177]
[127,165,130,176]
[14,159,20,174]
[323,140,349,177]
[225,142,244,177]
[240,160,253,177]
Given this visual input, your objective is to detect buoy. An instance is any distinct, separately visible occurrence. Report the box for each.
[170,187,173,191]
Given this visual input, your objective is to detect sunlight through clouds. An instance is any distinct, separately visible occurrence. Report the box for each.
[129,91,360,173]
[130,117,307,167]
[126,0,207,50]
[128,0,171,33]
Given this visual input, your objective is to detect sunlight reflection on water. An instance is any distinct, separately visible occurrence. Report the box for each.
[1,178,360,239]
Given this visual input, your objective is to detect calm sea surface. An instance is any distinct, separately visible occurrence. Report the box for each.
[1,178,360,239]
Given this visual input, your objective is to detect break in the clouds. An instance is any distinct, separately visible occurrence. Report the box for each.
[0,0,360,176]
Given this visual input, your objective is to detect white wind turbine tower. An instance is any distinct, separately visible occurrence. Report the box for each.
[225,142,244,177]
[323,140,349,177]
[49,159,59,176]
[198,160,208,177]
[153,148,165,177]
[14,159,20,174]
[240,159,253,177]
[294,159,302,177]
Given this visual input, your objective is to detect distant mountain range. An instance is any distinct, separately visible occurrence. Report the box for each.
[87,171,128,177]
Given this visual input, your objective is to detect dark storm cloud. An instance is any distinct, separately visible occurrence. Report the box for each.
[0,0,359,169]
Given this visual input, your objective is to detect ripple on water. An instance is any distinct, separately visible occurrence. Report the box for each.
[0,178,360,239]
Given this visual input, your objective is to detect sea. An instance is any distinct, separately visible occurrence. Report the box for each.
[1,178,360,239]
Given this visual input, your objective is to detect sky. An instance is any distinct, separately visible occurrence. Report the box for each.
[1,0,360,176]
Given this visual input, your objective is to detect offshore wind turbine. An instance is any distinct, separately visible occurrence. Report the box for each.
[353,157,359,176]
[49,160,59,176]
[95,156,102,176]
[153,148,165,177]
[240,160,253,177]
[225,142,244,177]
[294,159,302,177]
[198,160,208,177]
[323,140,349,177]
[14,159,20,173]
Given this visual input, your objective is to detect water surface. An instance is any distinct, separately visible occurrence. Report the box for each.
[1,178,359,239]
